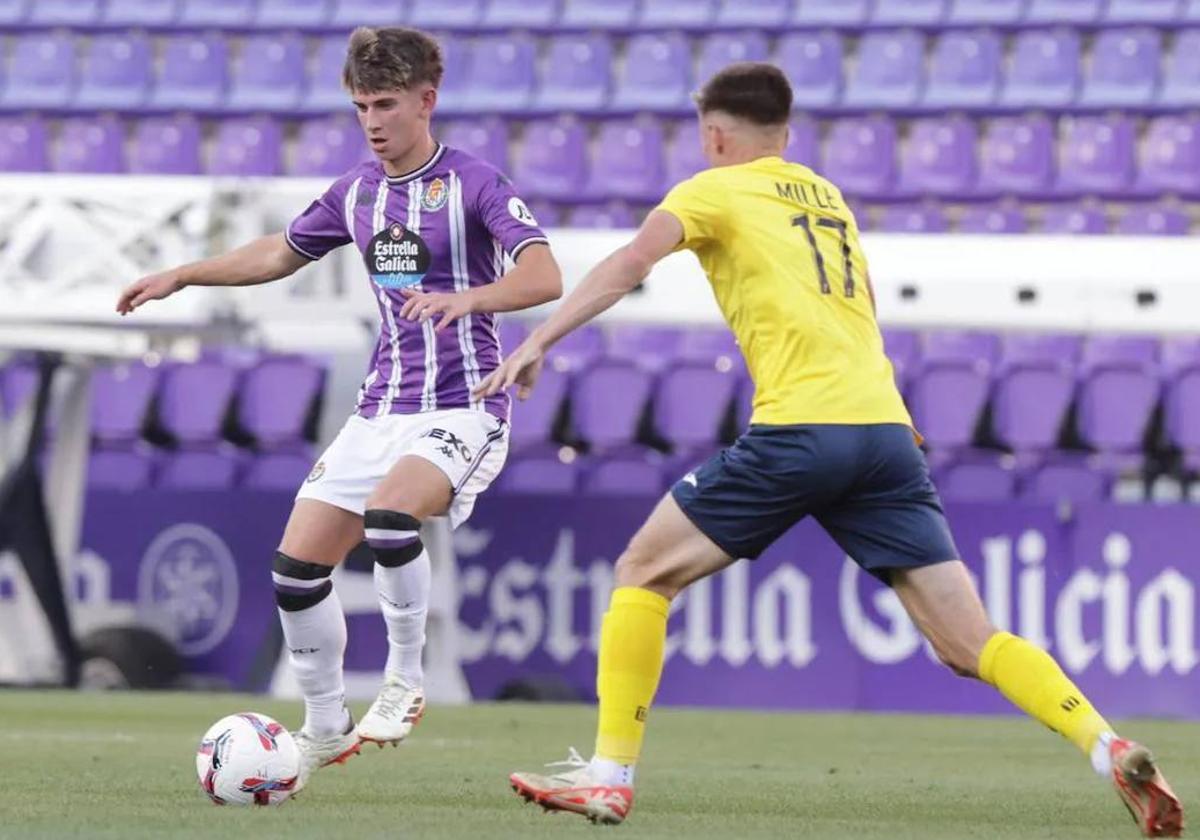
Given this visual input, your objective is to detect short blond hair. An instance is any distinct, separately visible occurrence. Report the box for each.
[342,27,444,93]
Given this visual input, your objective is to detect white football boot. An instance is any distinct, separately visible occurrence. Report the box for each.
[356,676,426,747]
[293,716,360,793]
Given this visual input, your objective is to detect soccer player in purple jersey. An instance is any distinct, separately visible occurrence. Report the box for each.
[116,27,561,787]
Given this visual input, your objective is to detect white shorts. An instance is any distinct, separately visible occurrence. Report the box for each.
[295,409,509,528]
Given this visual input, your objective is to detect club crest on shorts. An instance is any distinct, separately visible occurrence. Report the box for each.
[420,177,449,212]
[306,461,326,483]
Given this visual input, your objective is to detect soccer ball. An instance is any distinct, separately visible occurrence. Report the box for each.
[195,712,300,806]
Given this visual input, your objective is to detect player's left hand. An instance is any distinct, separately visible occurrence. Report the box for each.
[474,339,545,401]
[398,287,475,331]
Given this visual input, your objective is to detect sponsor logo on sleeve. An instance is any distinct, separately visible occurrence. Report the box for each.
[508,197,538,227]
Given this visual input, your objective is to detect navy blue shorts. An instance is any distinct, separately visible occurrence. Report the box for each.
[671,423,958,583]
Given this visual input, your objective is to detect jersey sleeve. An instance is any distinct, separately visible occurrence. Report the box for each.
[655,173,725,252]
[474,171,549,260]
[284,178,353,262]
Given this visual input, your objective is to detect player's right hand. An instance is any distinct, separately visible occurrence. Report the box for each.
[474,339,545,401]
[116,271,183,315]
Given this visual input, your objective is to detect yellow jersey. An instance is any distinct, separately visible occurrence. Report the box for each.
[656,155,912,429]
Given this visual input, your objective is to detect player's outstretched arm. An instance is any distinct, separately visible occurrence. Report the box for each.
[396,241,562,331]
[474,210,684,400]
[115,233,310,316]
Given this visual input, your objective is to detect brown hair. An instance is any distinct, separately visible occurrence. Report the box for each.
[342,27,444,93]
[694,62,793,126]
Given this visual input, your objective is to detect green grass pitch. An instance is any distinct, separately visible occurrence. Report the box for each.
[0,690,1193,839]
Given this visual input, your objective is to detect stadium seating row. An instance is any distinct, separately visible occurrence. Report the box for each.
[4,0,1200,31]
[4,28,1200,116]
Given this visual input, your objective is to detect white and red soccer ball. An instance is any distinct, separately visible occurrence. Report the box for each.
[195,712,300,806]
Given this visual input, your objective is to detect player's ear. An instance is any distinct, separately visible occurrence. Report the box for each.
[419,85,437,118]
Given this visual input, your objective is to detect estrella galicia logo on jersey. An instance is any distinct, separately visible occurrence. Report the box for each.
[420,177,449,212]
[365,222,431,289]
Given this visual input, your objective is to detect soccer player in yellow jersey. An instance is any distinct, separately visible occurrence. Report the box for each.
[476,64,1183,837]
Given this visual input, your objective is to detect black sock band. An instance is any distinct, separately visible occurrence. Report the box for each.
[364,509,424,568]
[272,551,333,612]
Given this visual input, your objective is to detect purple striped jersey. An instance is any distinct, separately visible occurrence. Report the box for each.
[285,144,548,421]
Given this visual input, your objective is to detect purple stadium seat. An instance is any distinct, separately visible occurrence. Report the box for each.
[877,204,951,233]
[76,33,152,111]
[1077,367,1160,454]
[497,446,579,493]
[525,201,563,227]
[512,119,588,201]
[305,36,352,113]
[1022,457,1109,503]
[958,205,1028,233]
[678,329,742,369]
[52,117,125,175]
[440,118,509,172]
[638,0,716,26]
[330,0,405,26]
[409,0,483,27]
[1026,0,1104,22]
[882,328,919,387]
[844,31,925,109]
[873,0,948,24]
[209,117,282,176]
[242,453,314,490]
[497,318,529,356]
[1161,336,1200,378]
[923,330,1000,368]
[992,364,1075,452]
[151,34,229,111]
[908,366,990,451]
[611,33,691,113]
[0,359,37,418]
[559,0,637,27]
[434,36,472,115]
[290,116,365,177]
[1079,28,1161,107]
[256,0,330,27]
[665,120,710,185]
[977,116,1055,198]
[654,363,736,451]
[715,0,790,26]
[934,455,1017,503]
[1166,369,1200,466]
[898,117,978,198]
[1040,203,1108,234]
[1000,333,1082,368]
[793,0,870,24]
[535,34,612,113]
[129,116,202,175]
[481,0,560,28]
[157,361,239,449]
[237,356,325,451]
[696,32,770,86]
[178,0,255,26]
[1160,29,1200,107]
[29,0,100,24]
[1082,335,1159,372]
[1116,205,1191,235]
[2,33,76,110]
[1105,0,1184,22]
[784,120,820,168]
[1000,29,1082,108]
[1137,116,1200,197]
[570,204,636,229]
[88,450,156,492]
[0,116,48,172]
[924,30,1002,108]
[548,324,605,372]
[605,325,684,372]
[946,0,1024,23]
[158,451,239,490]
[1060,114,1132,196]
[103,0,179,25]
[463,36,536,113]
[774,32,843,109]
[228,34,305,112]
[583,455,665,496]
[0,0,25,24]
[509,367,568,450]
[91,363,160,449]
[572,361,654,452]
[587,120,666,203]
[821,117,897,200]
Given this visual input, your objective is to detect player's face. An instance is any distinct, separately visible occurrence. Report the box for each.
[352,85,437,161]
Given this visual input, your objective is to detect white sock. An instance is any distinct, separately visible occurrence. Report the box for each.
[277,585,349,737]
[374,548,431,689]
[589,756,636,787]
[1090,729,1117,778]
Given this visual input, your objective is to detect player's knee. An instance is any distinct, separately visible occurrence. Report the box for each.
[364,509,425,567]
[271,551,334,611]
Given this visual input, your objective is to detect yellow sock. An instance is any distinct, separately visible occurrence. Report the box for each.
[978,631,1112,754]
[594,586,670,765]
